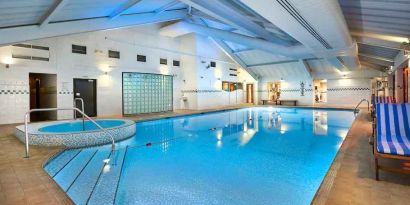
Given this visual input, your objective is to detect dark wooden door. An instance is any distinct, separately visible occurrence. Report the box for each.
[246,84,254,103]
[73,78,97,117]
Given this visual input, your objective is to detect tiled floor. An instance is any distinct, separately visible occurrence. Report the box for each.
[0,105,409,205]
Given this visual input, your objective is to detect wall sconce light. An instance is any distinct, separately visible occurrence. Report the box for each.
[217,78,221,81]
[5,64,9,69]
[280,78,284,82]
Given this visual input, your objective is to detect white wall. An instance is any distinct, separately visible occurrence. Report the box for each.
[0,25,251,124]
[326,78,371,106]
[178,34,256,110]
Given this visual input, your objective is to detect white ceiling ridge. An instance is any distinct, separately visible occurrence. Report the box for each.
[159,21,312,59]
[239,0,360,71]
[179,0,293,46]
[0,10,187,47]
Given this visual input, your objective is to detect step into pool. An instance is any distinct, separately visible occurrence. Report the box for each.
[44,107,355,205]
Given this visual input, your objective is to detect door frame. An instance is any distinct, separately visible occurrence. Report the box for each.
[73,78,97,117]
[246,83,254,103]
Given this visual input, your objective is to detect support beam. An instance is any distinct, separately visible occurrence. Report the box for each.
[211,38,259,80]
[154,0,180,14]
[247,60,298,68]
[0,10,187,46]
[109,0,142,19]
[38,0,70,27]
[300,59,312,79]
[232,48,254,54]
[358,54,394,67]
[160,22,311,59]
[179,0,291,46]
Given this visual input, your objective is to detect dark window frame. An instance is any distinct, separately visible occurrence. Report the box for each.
[160,58,168,65]
[108,50,120,59]
[72,44,87,54]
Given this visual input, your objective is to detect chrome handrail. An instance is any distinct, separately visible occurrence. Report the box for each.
[24,107,115,158]
[73,98,85,130]
[354,99,370,113]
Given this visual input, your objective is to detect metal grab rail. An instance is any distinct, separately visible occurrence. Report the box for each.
[354,99,370,113]
[73,98,85,130]
[24,107,115,158]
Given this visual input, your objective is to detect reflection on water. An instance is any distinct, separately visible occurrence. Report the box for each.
[314,111,328,135]
[114,107,355,205]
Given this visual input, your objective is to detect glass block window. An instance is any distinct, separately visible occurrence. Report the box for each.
[122,72,173,115]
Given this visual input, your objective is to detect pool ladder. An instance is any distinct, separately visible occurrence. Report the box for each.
[354,99,370,114]
[23,107,115,158]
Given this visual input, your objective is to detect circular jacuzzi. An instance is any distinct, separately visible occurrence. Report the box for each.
[15,119,136,148]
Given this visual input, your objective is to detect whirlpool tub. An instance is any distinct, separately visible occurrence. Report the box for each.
[15,119,136,148]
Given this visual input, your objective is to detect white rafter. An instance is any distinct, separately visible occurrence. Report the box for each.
[109,0,142,20]
[38,0,70,27]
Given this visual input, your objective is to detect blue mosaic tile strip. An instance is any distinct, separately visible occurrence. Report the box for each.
[87,148,127,205]
[67,147,112,205]
[44,149,81,177]
[53,148,97,191]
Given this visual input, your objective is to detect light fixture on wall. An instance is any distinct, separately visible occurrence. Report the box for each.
[280,78,284,82]
[5,64,9,69]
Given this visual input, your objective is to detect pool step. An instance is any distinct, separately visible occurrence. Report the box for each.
[44,149,81,177]
[67,148,112,205]
[53,148,98,191]
[87,147,128,205]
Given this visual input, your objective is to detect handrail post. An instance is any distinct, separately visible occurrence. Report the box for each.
[74,98,85,131]
[24,113,30,158]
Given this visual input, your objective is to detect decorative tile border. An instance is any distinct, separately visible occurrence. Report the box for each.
[0,90,29,95]
[58,91,73,95]
[328,87,370,92]
[182,89,223,93]
[262,89,313,93]
[15,119,136,148]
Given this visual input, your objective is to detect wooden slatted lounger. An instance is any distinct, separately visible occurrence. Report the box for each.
[374,103,410,180]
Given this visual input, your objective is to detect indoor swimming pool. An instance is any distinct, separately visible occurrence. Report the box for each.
[44,107,355,205]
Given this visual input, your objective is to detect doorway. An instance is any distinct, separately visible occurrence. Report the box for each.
[73,78,97,117]
[313,79,327,104]
[29,73,57,122]
[246,84,254,103]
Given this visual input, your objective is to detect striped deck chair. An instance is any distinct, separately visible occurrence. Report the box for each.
[374,103,410,180]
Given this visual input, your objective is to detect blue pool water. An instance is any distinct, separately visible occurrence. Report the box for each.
[39,120,126,132]
[44,107,355,205]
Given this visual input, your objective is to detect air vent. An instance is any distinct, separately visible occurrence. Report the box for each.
[137,55,146,62]
[13,43,49,51]
[12,54,49,61]
[72,44,86,54]
[229,74,237,76]
[229,68,237,71]
[160,58,167,65]
[173,60,180,67]
[276,0,332,49]
[108,50,120,59]
[12,43,50,61]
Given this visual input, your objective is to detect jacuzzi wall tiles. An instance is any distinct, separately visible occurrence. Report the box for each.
[15,120,136,148]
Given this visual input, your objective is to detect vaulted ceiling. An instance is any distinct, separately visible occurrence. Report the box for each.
[0,0,408,79]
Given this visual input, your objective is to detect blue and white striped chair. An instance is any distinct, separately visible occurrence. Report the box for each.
[374,103,410,180]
